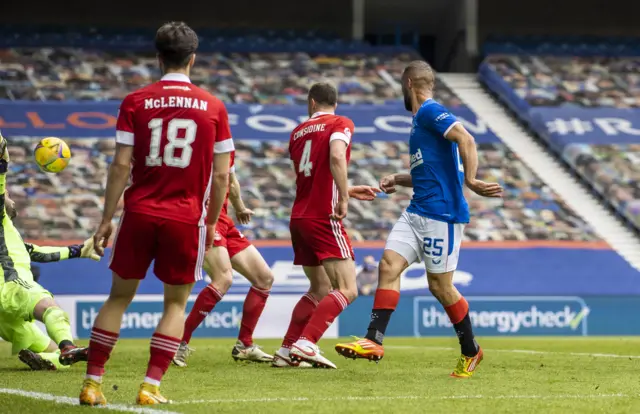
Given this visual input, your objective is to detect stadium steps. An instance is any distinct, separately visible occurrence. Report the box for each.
[439,73,640,272]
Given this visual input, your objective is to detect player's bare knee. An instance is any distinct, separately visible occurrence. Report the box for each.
[378,254,403,284]
[427,276,454,300]
[211,268,234,294]
[253,270,274,290]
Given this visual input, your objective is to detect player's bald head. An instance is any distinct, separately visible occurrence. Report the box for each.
[402,60,435,91]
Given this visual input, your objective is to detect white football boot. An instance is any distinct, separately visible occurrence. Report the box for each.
[290,339,337,369]
[231,341,274,363]
[172,342,194,367]
[271,348,312,368]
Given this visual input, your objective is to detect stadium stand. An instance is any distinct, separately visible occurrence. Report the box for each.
[5,135,599,243]
[480,43,640,230]
[0,48,464,106]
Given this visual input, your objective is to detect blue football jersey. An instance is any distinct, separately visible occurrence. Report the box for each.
[406,99,470,223]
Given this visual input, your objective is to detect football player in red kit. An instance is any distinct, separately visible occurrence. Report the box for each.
[79,22,233,406]
[273,82,371,369]
[173,151,276,366]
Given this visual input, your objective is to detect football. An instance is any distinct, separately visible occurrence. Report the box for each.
[34,137,71,173]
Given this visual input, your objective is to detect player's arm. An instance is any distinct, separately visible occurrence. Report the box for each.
[329,139,350,220]
[206,103,234,228]
[379,173,412,194]
[445,124,502,197]
[94,95,135,255]
[228,171,253,225]
[25,238,100,263]
[0,131,10,219]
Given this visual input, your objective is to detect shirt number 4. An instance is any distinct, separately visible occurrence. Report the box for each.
[299,140,313,177]
[146,118,196,168]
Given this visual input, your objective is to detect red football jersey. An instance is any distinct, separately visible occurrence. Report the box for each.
[289,112,354,219]
[116,73,234,225]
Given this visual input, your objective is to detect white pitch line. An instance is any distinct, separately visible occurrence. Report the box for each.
[176,393,634,405]
[0,388,180,414]
[384,345,640,359]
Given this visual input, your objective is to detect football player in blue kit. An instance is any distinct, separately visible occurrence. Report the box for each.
[336,60,503,377]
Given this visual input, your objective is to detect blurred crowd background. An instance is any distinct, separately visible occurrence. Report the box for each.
[5,136,598,243]
[485,55,640,108]
[0,48,462,107]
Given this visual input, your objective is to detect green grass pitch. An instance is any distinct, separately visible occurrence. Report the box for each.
[1,337,640,413]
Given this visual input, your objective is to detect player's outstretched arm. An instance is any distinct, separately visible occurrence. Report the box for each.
[445,124,503,198]
[229,172,253,224]
[0,132,10,220]
[379,173,413,194]
[348,185,381,201]
[94,144,133,256]
[329,140,350,220]
[25,238,100,263]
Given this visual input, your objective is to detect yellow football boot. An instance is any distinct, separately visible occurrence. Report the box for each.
[335,337,384,361]
[450,347,484,378]
[79,378,106,406]
[136,382,171,405]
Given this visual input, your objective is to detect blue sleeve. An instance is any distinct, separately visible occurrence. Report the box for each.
[416,103,458,138]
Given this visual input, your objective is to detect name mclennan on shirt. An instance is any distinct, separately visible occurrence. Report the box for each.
[144,97,208,111]
[293,123,325,140]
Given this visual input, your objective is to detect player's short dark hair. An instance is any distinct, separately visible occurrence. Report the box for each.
[308,82,338,107]
[402,60,435,90]
[155,22,199,69]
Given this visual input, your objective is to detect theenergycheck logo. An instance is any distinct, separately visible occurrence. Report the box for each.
[76,300,243,338]
[413,296,590,336]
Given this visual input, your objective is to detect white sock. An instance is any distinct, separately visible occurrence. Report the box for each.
[144,377,161,387]
[278,347,290,357]
[85,374,102,383]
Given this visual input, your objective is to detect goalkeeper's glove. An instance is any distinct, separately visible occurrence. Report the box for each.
[81,237,101,261]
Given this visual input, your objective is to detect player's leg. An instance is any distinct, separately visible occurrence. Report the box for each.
[424,223,481,377]
[174,244,233,367]
[273,219,330,368]
[139,222,203,404]
[80,212,153,406]
[15,321,69,371]
[290,258,357,369]
[273,265,330,368]
[335,212,417,361]
[229,242,274,362]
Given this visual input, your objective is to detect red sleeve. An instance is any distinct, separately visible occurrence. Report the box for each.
[329,117,354,146]
[214,101,234,154]
[115,94,136,146]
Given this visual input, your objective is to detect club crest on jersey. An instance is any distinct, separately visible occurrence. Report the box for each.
[214,231,222,241]
[410,149,424,170]
[344,128,352,139]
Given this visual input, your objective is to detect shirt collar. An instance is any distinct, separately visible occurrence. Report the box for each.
[161,73,192,83]
[310,111,334,119]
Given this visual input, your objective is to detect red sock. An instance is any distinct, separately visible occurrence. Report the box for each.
[238,286,270,347]
[182,284,223,343]
[444,296,469,324]
[300,291,350,344]
[281,293,318,348]
[86,327,119,378]
[145,333,181,386]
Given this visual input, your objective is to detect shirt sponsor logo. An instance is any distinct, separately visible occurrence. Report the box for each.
[410,148,424,170]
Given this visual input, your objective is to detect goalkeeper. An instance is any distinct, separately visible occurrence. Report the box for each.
[0,133,99,370]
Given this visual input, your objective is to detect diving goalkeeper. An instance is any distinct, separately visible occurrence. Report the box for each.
[0,133,98,370]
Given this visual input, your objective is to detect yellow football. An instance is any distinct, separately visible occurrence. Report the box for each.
[34,137,71,173]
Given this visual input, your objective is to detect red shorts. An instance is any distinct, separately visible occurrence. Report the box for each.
[289,218,354,267]
[110,211,206,285]
[213,214,252,258]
